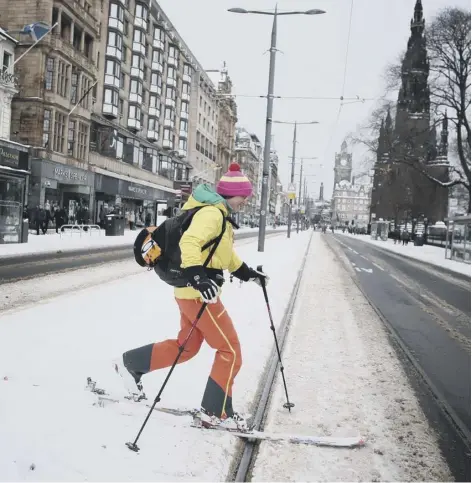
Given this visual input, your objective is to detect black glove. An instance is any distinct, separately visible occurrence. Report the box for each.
[232,263,269,286]
[183,266,219,303]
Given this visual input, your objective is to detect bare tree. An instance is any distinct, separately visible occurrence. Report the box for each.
[427,7,471,208]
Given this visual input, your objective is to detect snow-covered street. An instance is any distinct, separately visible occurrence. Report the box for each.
[0,232,453,481]
[0,233,309,481]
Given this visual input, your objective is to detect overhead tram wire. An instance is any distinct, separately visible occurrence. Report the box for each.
[322,0,355,161]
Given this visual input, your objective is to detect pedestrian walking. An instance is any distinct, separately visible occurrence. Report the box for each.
[115,163,268,430]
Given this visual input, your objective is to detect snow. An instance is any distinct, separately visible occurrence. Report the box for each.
[253,233,451,482]
[338,232,471,277]
[0,233,310,481]
[0,226,286,259]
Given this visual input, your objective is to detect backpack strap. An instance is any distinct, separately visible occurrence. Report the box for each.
[201,209,227,268]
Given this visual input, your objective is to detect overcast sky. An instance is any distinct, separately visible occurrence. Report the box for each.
[158,0,469,199]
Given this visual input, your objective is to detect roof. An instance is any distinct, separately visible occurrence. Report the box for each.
[0,27,18,44]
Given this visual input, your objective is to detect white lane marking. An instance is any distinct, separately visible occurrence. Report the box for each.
[355,267,361,272]
[348,247,353,251]
[351,262,356,266]
[372,262,385,272]
[361,268,373,273]
[352,249,359,254]
[360,255,369,261]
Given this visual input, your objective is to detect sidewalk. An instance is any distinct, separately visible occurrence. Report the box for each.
[253,232,451,481]
[0,226,286,259]
[338,231,471,277]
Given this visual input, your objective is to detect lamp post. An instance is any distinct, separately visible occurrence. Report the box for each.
[274,121,319,238]
[229,6,326,251]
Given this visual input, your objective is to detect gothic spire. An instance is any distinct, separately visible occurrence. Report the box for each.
[411,0,425,36]
[377,118,386,161]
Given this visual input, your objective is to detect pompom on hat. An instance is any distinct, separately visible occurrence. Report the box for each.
[216,162,253,198]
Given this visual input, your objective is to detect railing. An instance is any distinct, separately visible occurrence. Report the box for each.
[59,224,102,237]
[0,70,19,88]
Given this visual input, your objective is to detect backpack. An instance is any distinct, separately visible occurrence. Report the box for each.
[133,206,227,288]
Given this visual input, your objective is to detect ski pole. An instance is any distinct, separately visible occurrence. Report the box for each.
[257,265,295,412]
[126,302,208,452]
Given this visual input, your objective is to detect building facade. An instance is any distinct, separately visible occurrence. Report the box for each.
[0,27,31,244]
[332,179,371,227]
[209,63,237,175]
[1,0,231,227]
[187,68,218,187]
[370,0,449,227]
[234,127,261,225]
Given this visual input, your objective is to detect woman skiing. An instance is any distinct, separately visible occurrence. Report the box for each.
[115,163,267,430]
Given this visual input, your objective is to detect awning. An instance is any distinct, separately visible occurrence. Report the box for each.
[0,165,30,175]
[91,166,179,194]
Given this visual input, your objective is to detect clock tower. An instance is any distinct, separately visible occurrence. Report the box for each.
[333,140,352,190]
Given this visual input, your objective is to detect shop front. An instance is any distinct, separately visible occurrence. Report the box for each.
[94,174,175,228]
[30,159,94,224]
[0,140,30,244]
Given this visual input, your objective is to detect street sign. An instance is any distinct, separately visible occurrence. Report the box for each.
[287,183,296,200]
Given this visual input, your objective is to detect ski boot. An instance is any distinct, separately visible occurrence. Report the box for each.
[112,356,146,402]
[194,408,250,432]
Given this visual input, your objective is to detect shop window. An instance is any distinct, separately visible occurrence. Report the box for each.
[43,109,52,148]
[53,112,66,153]
[70,71,78,103]
[68,120,76,156]
[45,57,55,91]
[77,122,88,160]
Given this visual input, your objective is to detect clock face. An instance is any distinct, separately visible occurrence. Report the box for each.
[340,158,347,167]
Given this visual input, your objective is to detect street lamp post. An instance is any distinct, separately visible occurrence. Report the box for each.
[229,6,326,252]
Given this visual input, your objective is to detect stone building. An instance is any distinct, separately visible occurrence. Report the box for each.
[370,0,449,226]
[234,127,261,224]
[332,179,371,227]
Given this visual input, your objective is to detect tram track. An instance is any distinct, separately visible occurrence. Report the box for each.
[229,231,313,482]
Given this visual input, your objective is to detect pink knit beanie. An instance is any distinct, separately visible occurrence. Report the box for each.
[216,162,253,198]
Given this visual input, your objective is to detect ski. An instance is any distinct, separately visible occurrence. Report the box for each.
[86,379,365,449]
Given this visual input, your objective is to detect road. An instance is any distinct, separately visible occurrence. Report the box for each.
[331,234,470,481]
[0,230,281,284]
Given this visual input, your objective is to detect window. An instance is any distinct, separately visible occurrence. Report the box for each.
[104,88,119,106]
[151,72,162,88]
[183,63,191,76]
[43,109,52,148]
[120,72,126,89]
[124,19,129,36]
[167,66,176,80]
[159,154,171,177]
[45,57,55,91]
[2,51,12,71]
[168,45,177,58]
[180,119,188,132]
[53,112,66,152]
[181,101,189,113]
[116,135,124,159]
[77,123,88,160]
[110,2,124,21]
[81,77,91,108]
[129,105,141,120]
[165,86,175,99]
[179,138,187,151]
[135,3,148,19]
[106,59,120,78]
[133,29,145,44]
[122,45,127,62]
[68,120,76,156]
[132,54,144,70]
[130,79,143,95]
[153,26,165,42]
[119,98,124,116]
[70,71,78,103]
[182,83,190,95]
[164,107,174,120]
[199,95,202,107]
[149,94,160,109]
[108,30,122,50]
[152,49,162,64]
[148,117,158,131]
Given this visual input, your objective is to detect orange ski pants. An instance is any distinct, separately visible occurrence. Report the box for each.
[149,298,242,417]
